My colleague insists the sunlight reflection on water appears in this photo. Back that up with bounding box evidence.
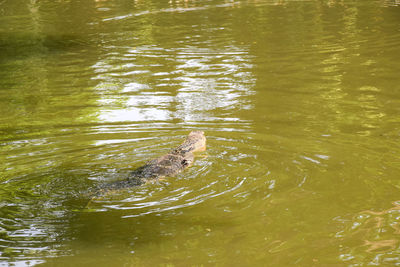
[91,44,255,123]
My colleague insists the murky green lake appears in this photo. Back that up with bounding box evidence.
[1,0,400,265]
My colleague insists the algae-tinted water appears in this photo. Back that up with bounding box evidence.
[1,0,400,265]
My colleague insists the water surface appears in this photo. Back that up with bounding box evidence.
[1,0,400,265]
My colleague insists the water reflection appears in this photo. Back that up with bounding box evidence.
[91,44,255,123]
[382,0,400,6]
[336,201,400,265]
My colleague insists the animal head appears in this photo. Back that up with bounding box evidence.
[187,131,206,152]
[175,131,206,154]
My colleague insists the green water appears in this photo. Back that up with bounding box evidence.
[1,0,400,265]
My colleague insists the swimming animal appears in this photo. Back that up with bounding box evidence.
[95,131,206,194]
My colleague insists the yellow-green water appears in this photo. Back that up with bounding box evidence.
[1,0,400,266]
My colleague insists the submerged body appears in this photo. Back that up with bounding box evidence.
[96,131,206,193]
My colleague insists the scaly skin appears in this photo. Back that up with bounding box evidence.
[93,131,206,195]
